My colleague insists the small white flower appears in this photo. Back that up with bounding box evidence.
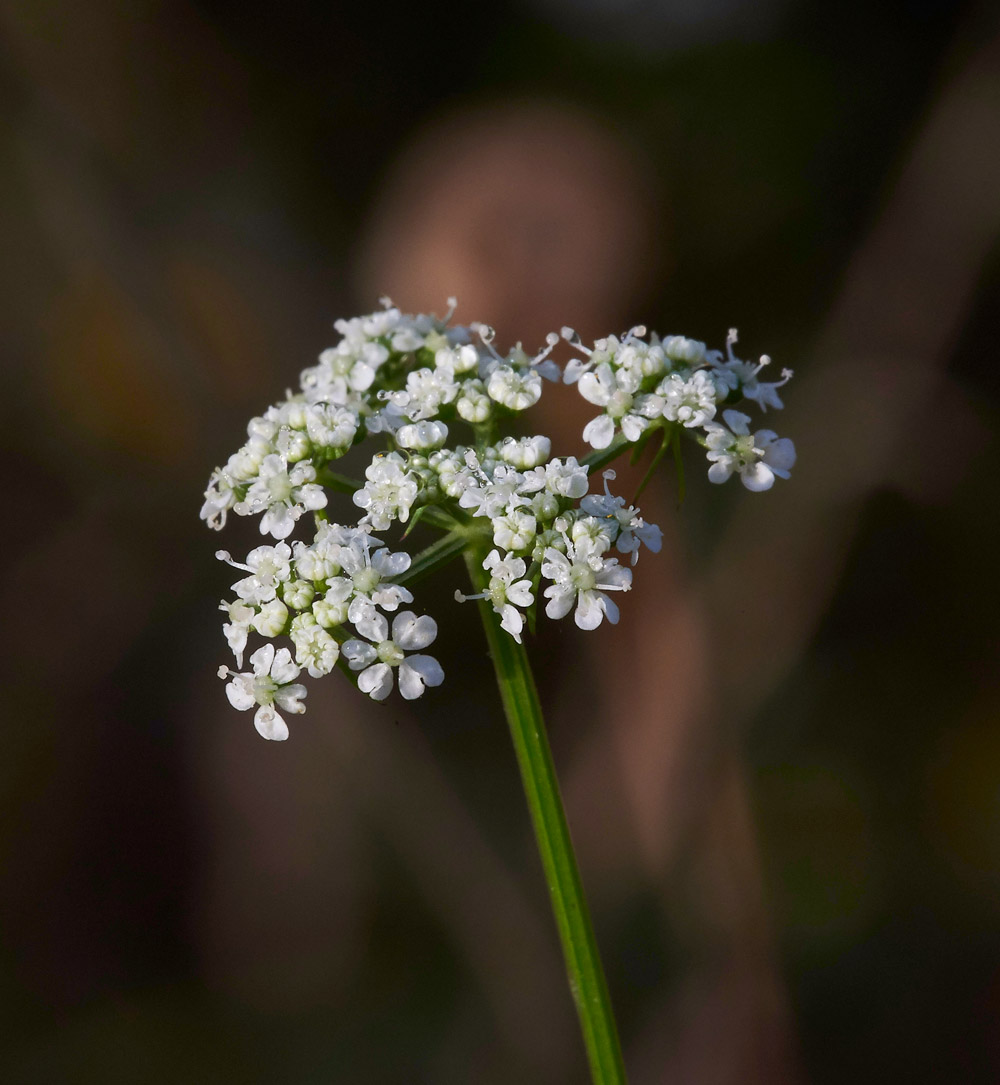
[435,343,479,374]
[487,366,542,411]
[659,370,718,428]
[353,453,419,530]
[325,538,413,624]
[492,508,537,552]
[396,420,449,450]
[220,599,254,667]
[499,435,551,470]
[455,550,535,644]
[541,536,632,630]
[303,403,359,449]
[252,598,289,637]
[580,472,662,565]
[663,335,707,367]
[459,463,529,519]
[703,409,796,491]
[283,579,315,610]
[342,611,444,701]
[289,613,340,677]
[219,643,307,741]
[521,457,589,500]
[577,363,647,449]
[456,379,492,424]
[313,590,351,629]
[235,454,328,539]
[218,544,292,605]
[400,365,460,421]
[292,522,376,582]
[709,330,793,411]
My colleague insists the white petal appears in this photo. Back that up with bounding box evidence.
[373,549,410,577]
[225,674,255,712]
[761,435,796,475]
[600,593,620,625]
[347,595,377,626]
[578,368,611,407]
[544,585,575,620]
[707,461,733,484]
[506,580,534,607]
[740,462,775,492]
[582,414,615,450]
[399,655,444,699]
[621,414,647,442]
[722,409,751,434]
[574,591,605,630]
[262,506,295,539]
[358,663,394,701]
[598,565,632,592]
[274,683,308,714]
[392,611,438,651]
[342,639,377,669]
[499,604,524,643]
[249,643,276,675]
[269,647,300,684]
[355,612,388,643]
[254,704,289,741]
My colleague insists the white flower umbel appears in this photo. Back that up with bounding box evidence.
[342,611,444,701]
[204,301,796,738]
[703,409,796,491]
[541,535,632,630]
[219,643,307,741]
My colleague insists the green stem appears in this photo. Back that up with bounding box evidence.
[464,550,628,1084]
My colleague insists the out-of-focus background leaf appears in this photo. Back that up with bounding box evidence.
[2,0,999,1081]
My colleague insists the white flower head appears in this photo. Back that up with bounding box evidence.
[342,611,444,701]
[219,643,307,741]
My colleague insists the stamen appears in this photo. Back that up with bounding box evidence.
[726,328,739,362]
[454,589,487,603]
[560,326,592,356]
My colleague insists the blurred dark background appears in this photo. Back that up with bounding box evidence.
[3,0,1000,1081]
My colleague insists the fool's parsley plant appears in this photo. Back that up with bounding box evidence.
[203,300,795,738]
